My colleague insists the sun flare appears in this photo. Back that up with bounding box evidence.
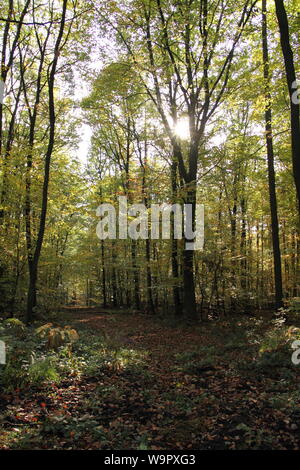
[174,118,190,140]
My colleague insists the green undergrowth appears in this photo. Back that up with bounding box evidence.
[0,317,149,393]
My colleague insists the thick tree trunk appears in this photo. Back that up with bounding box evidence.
[140,135,155,314]
[183,246,196,317]
[262,0,283,309]
[171,161,182,315]
[182,182,197,317]
[274,0,300,215]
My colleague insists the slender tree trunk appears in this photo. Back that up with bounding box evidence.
[145,237,155,313]
[98,183,107,307]
[26,0,68,323]
[0,0,30,154]
[261,218,265,302]
[240,197,247,291]
[262,0,283,309]
[131,240,140,309]
[230,194,237,312]
[111,242,118,307]
[0,83,22,220]
[101,240,107,307]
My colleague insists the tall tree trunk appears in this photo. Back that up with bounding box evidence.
[0,0,30,154]
[145,237,155,313]
[0,83,22,220]
[101,239,107,307]
[274,0,300,215]
[131,240,140,310]
[240,197,247,291]
[183,179,197,317]
[111,242,118,307]
[26,0,68,323]
[262,0,283,309]
[140,132,155,314]
[171,161,181,315]
[230,197,237,312]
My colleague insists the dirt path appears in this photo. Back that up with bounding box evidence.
[70,309,213,366]
[66,309,300,450]
[1,309,300,450]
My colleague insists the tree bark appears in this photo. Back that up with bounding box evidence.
[26,0,68,323]
[262,0,283,309]
[183,179,197,317]
[0,0,30,155]
[274,0,300,215]
[171,161,181,315]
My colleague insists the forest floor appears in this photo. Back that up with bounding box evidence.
[1,307,300,450]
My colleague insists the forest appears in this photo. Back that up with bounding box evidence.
[0,0,299,452]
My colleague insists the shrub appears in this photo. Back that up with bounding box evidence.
[259,326,300,357]
[28,358,60,385]
[276,298,300,325]
[4,318,26,338]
